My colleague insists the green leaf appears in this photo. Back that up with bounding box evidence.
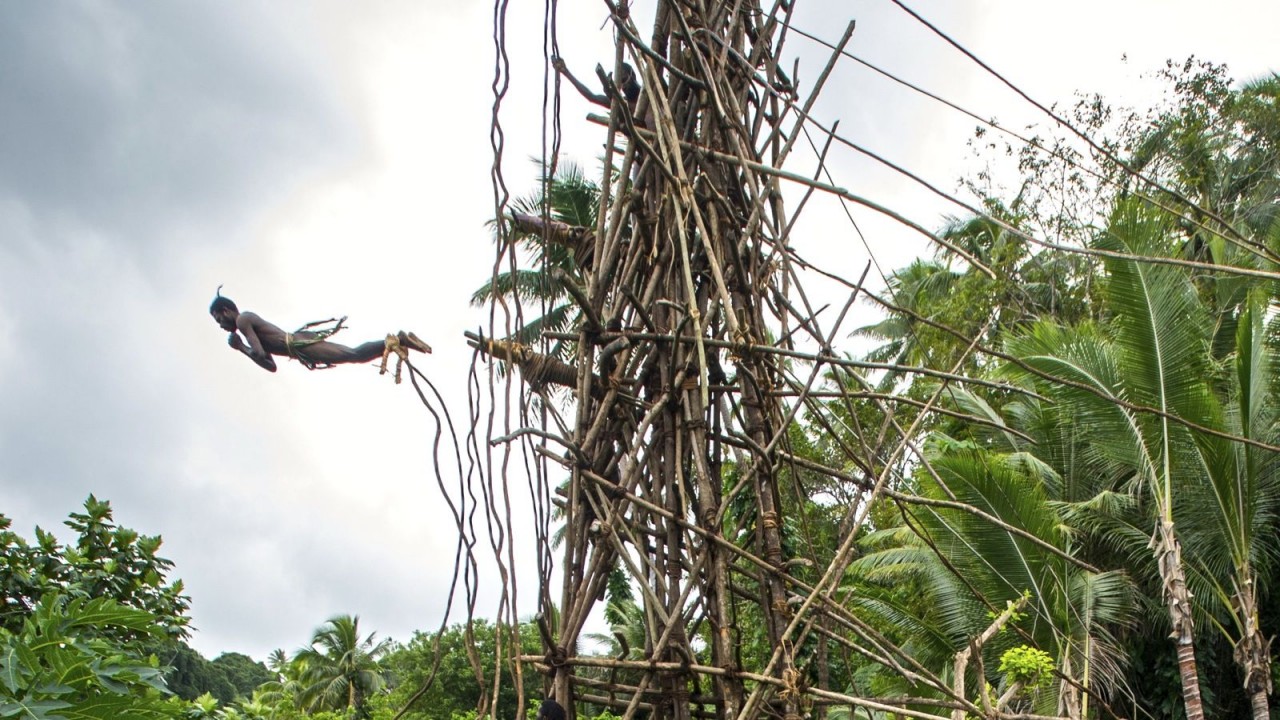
[0,645,28,694]
[45,694,177,720]
[59,598,160,637]
[0,698,72,720]
[27,684,72,699]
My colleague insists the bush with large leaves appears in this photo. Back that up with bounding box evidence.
[0,496,189,639]
[0,595,180,720]
[0,498,193,719]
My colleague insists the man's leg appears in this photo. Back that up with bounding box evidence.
[299,339,387,365]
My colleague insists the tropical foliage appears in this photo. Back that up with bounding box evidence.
[292,615,392,719]
[0,496,189,638]
[381,620,543,720]
[848,65,1280,719]
[0,594,179,720]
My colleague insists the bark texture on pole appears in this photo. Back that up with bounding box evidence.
[477,2,1100,720]
[531,3,810,717]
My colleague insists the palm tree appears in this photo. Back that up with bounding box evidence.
[1062,71,1280,717]
[293,614,392,719]
[1177,295,1280,718]
[256,650,305,714]
[583,595,647,662]
[1118,80,1280,716]
[851,433,1136,717]
[998,198,1280,712]
[265,648,289,679]
[1003,217,1203,712]
[853,257,961,392]
[848,66,1280,717]
[855,206,1094,396]
[471,163,600,358]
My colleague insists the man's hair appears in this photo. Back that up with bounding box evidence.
[537,699,566,720]
[210,285,238,314]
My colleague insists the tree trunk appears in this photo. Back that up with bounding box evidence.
[1251,690,1270,720]
[1231,575,1272,720]
[1058,652,1081,719]
[1152,520,1205,720]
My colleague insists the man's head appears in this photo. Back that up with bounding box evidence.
[210,288,239,331]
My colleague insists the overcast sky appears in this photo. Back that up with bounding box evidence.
[1,0,1276,662]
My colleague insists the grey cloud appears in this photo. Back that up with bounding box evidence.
[0,243,210,533]
[0,2,357,255]
[178,503,444,658]
[0,0,362,516]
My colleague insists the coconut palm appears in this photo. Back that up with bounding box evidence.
[851,433,1136,716]
[849,66,1280,718]
[255,652,305,714]
[1003,199,1268,718]
[471,163,599,358]
[1175,295,1280,718]
[293,614,392,719]
[265,648,289,679]
[1006,216,1203,717]
[855,207,1094,396]
[853,257,961,392]
[1118,80,1280,717]
[1031,72,1280,716]
[584,595,647,661]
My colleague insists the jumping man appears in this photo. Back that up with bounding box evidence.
[210,290,431,372]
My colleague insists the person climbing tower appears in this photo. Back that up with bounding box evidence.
[209,287,430,372]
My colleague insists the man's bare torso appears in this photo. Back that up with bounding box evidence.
[236,312,290,355]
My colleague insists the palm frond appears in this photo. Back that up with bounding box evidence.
[1062,570,1136,698]
[506,304,578,348]
[471,268,571,308]
[509,161,599,235]
[942,387,1024,452]
[1100,199,1214,432]
[1008,323,1158,486]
